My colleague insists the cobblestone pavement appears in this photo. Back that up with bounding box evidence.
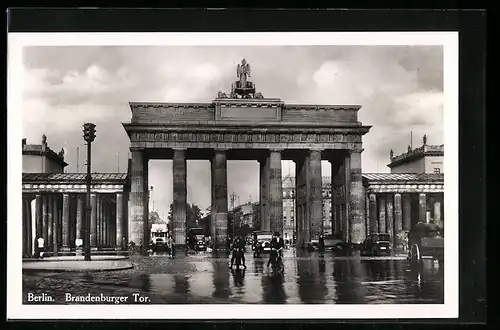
[23,248,444,304]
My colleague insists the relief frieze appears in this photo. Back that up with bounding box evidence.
[132,131,360,145]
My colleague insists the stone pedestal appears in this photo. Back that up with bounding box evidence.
[211,149,228,251]
[173,148,187,247]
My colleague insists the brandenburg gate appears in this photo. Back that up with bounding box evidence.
[123,60,371,252]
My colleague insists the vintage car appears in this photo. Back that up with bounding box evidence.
[361,233,392,256]
[253,231,273,254]
[194,238,207,251]
[407,222,444,265]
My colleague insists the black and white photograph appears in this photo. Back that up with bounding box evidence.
[8,31,459,319]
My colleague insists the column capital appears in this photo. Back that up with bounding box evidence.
[172,147,187,151]
[269,148,284,152]
[214,148,228,152]
[394,192,402,197]
[348,148,364,154]
[129,147,143,152]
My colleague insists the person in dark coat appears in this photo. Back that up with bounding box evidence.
[318,234,325,256]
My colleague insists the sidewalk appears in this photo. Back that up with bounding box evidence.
[22,255,133,272]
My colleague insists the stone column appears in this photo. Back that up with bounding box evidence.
[42,195,48,243]
[62,193,70,251]
[386,194,394,245]
[308,149,323,241]
[434,201,442,227]
[130,150,146,249]
[47,195,54,252]
[365,194,370,237]
[419,193,427,223]
[96,195,102,247]
[35,194,42,238]
[348,150,365,243]
[52,195,59,255]
[23,197,33,257]
[269,149,283,235]
[296,154,310,246]
[211,149,228,251]
[329,159,337,235]
[173,148,187,248]
[116,192,124,250]
[402,194,411,231]
[378,194,386,233]
[76,195,83,242]
[90,193,98,248]
[342,155,351,242]
[369,193,378,234]
[103,199,108,247]
[294,157,305,247]
[394,193,403,235]
[259,155,270,232]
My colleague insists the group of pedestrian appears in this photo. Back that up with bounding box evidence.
[230,231,286,272]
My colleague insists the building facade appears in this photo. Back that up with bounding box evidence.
[22,136,68,173]
[21,135,130,257]
[123,59,371,251]
[363,136,444,247]
[282,175,333,242]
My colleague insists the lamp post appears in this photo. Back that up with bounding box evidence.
[83,123,96,261]
[149,186,154,212]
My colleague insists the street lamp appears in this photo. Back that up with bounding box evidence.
[149,186,154,212]
[83,123,96,261]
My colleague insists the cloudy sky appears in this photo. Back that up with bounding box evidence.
[22,45,443,218]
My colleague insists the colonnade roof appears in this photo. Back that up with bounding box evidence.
[22,173,127,184]
[362,173,444,183]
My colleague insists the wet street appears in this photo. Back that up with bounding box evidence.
[23,248,444,304]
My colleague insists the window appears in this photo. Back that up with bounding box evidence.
[434,168,441,174]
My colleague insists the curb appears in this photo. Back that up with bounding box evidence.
[22,264,134,273]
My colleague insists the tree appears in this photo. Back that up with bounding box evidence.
[251,202,261,231]
[199,213,211,236]
[167,202,204,231]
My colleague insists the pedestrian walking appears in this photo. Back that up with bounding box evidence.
[168,235,176,259]
[35,235,45,259]
[318,234,325,256]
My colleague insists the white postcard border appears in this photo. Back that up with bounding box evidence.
[7,31,459,320]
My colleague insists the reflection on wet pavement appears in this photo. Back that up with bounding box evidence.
[23,248,444,304]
